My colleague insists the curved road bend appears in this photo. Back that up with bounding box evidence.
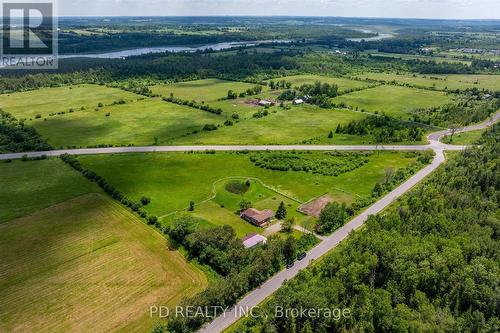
[197,149,446,333]
[427,112,500,142]
[198,115,499,333]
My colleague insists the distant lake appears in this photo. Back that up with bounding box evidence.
[59,40,291,59]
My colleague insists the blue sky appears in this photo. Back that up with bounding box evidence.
[60,0,500,19]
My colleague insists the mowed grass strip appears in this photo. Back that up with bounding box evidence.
[0,159,99,223]
[149,79,262,102]
[30,98,225,147]
[357,73,500,91]
[271,74,373,92]
[0,193,207,333]
[0,84,141,120]
[332,85,455,118]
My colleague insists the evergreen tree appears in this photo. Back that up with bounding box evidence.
[276,201,287,219]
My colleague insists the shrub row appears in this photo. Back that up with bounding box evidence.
[163,96,223,115]
[60,154,158,226]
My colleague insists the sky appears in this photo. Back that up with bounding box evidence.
[59,0,500,19]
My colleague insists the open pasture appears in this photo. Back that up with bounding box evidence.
[357,73,500,91]
[149,79,263,102]
[0,159,99,223]
[30,98,224,148]
[332,85,455,118]
[78,151,422,235]
[174,104,368,145]
[0,193,206,333]
[0,84,141,120]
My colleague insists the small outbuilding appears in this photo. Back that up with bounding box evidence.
[293,99,304,105]
[240,208,274,226]
[242,233,267,249]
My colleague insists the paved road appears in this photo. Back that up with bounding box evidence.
[198,149,446,333]
[0,143,461,161]
[197,114,499,333]
[427,112,500,142]
[0,112,496,161]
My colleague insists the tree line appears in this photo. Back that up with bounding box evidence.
[335,115,425,143]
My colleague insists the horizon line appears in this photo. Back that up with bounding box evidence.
[55,15,500,21]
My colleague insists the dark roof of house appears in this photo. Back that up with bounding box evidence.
[241,208,274,224]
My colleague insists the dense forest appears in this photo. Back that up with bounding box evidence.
[231,126,500,333]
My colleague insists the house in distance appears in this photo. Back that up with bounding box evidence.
[240,208,274,226]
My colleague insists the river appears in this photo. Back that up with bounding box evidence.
[59,40,290,59]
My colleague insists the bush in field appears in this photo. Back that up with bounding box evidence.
[225,181,250,194]
[202,124,217,131]
[239,199,252,211]
[140,196,151,206]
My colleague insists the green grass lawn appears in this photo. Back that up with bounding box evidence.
[30,98,225,148]
[357,73,500,91]
[0,193,206,333]
[78,151,422,236]
[149,79,263,102]
[18,89,374,147]
[0,159,99,223]
[269,74,373,92]
[441,129,486,145]
[174,104,368,145]
[0,84,141,120]
[332,85,455,119]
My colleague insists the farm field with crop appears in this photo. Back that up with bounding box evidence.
[0,84,141,120]
[332,85,455,118]
[0,193,206,333]
[0,159,99,223]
